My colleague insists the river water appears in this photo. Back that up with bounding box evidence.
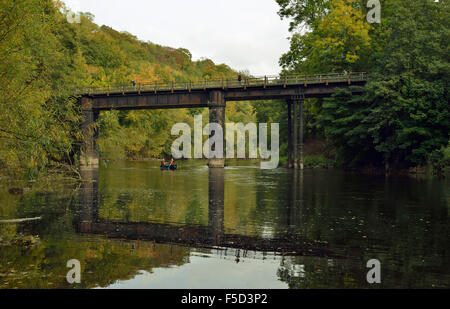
[0,160,448,289]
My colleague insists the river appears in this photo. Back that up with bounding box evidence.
[0,160,448,289]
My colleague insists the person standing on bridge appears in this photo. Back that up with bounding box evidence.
[238,74,242,86]
[131,80,137,91]
[170,158,174,166]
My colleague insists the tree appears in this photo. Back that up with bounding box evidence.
[364,0,449,168]
[0,0,84,177]
[280,0,372,73]
[277,0,449,170]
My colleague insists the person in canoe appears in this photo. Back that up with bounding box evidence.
[169,158,177,170]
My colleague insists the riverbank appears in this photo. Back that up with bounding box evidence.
[0,168,82,200]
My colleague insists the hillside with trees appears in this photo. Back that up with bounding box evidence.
[0,0,255,179]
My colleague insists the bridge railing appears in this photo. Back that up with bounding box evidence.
[80,72,367,96]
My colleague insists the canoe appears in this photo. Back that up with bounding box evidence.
[160,164,177,171]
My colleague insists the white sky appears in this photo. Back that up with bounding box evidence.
[62,0,291,76]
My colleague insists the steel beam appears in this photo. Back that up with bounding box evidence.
[90,91,210,110]
[224,82,365,101]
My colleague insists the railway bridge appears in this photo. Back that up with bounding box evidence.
[79,72,367,168]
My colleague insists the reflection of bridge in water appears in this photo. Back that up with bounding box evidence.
[77,167,339,258]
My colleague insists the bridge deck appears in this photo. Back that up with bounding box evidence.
[80,72,367,110]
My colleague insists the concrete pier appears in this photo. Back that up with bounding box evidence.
[208,90,226,168]
[81,97,99,167]
[287,95,305,169]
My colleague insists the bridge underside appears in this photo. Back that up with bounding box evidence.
[80,80,365,168]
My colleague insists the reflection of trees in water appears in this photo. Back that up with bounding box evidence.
[97,162,209,226]
[0,231,190,289]
[277,256,365,289]
[0,168,191,289]
[272,171,450,288]
[223,168,259,235]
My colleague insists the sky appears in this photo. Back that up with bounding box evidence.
[62,0,292,76]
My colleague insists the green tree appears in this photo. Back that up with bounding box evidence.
[277,0,449,170]
[0,0,84,178]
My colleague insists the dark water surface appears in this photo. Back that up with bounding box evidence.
[0,160,448,289]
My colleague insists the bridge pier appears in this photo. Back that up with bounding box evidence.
[299,97,304,170]
[288,96,305,169]
[293,98,299,168]
[208,90,226,168]
[80,97,99,167]
[287,101,293,168]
